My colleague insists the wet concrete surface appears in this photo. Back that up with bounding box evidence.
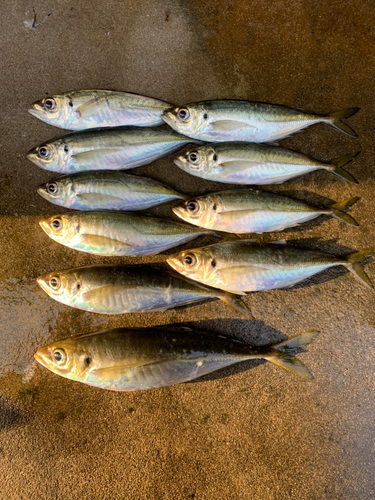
[0,0,374,498]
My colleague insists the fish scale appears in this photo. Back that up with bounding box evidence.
[173,143,359,185]
[27,126,199,174]
[29,90,172,130]
[38,171,186,211]
[163,100,358,143]
[167,242,375,294]
[34,328,319,390]
[39,211,212,257]
[36,265,252,317]
[172,190,358,234]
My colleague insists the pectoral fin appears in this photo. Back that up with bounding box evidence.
[76,96,125,118]
[215,265,269,294]
[211,120,257,133]
[79,234,130,252]
[72,148,126,165]
[76,193,126,205]
[221,160,258,172]
[81,284,131,307]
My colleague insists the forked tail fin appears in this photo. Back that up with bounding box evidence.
[328,196,359,226]
[328,108,359,137]
[219,292,254,319]
[265,331,319,380]
[344,247,375,289]
[326,152,359,184]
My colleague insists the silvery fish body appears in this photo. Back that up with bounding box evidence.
[162,100,358,143]
[173,190,359,234]
[37,171,187,211]
[36,265,251,317]
[174,143,358,185]
[29,90,172,130]
[27,127,198,174]
[34,327,319,390]
[167,241,375,294]
[39,212,212,256]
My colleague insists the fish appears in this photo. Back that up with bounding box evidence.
[29,90,172,130]
[173,143,359,185]
[167,241,375,294]
[34,327,319,390]
[36,265,251,317]
[39,211,216,256]
[172,190,359,234]
[27,126,199,174]
[37,171,187,211]
[162,100,359,143]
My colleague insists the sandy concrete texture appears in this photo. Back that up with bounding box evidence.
[0,0,374,499]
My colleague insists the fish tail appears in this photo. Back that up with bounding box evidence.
[213,231,240,241]
[327,151,359,184]
[328,196,360,226]
[219,293,253,319]
[344,247,375,289]
[328,108,359,137]
[175,192,189,201]
[265,331,319,380]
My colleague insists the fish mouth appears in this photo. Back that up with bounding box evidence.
[39,218,53,236]
[37,185,49,200]
[172,206,187,221]
[173,157,186,170]
[166,255,181,273]
[37,275,51,295]
[26,148,39,165]
[34,348,49,369]
[161,110,174,127]
[28,107,43,119]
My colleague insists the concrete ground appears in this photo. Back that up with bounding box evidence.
[0,1,374,498]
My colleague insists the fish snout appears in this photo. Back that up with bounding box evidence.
[166,254,184,274]
[172,205,187,221]
[39,217,53,236]
[161,109,175,127]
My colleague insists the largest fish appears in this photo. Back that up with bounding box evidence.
[37,265,251,317]
[27,127,199,174]
[167,241,375,294]
[162,100,359,143]
[34,327,319,390]
[29,90,172,130]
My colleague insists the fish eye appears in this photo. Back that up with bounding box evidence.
[177,108,190,121]
[186,200,199,213]
[188,152,200,164]
[49,276,61,290]
[213,154,217,162]
[53,348,67,365]
[52,218,62,229]
[47,182,58,194]
[183,254,197,266]
[38,146,50,159]
[44,98,56,111]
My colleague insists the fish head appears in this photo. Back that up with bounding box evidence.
[173,195,215,227]
[162,103,208,138]
[174,145,218,177]
[167,246,215,283]
[27,138,69,172]
[34,337,92,382]
[39,213,79,244]
[37,269,83,306]
[28,95,72,128]
[37,176,72,206]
